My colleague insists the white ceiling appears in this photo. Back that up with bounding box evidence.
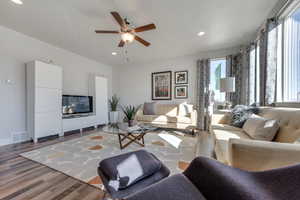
[0,0,279,66]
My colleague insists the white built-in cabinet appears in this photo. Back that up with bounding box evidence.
[90,75,109,124]
[62,76,108,133]
[26,61,63,143]
[27,61,108,142]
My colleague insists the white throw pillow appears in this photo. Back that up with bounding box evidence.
[178,103,193,117]
[242,114,279,141]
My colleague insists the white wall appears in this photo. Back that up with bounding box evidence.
[0,25,114,146]
[114,47,241,107]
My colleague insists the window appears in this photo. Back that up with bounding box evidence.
[210,58,226,102]
[249,48,256,104]
[277,5,300,102]
[249,43,261,105]
[256,43,261,103]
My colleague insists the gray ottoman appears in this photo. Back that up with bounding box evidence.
[98,150,170,199]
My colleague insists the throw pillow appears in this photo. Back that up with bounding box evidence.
[178,103,193,117]
[243,114,280,141]
[143,102,156,115]
[231,105,260,128]
[218,112,232,124]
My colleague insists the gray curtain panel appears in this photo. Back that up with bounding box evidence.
[242,47,251,105]
[265,18,278,105]
[226,53,244,106]
[233,53,244,106]
[226,55,233,102]
[259,28,268,106]
[196,59,210,131]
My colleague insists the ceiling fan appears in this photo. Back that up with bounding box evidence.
[95,11,156,47]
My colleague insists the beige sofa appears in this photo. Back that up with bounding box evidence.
[211,107,300,171]
[135,103,197,131]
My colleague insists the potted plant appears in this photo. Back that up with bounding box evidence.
[122,105,139,127]
[109,95,120,124]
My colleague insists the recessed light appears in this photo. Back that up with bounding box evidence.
[197,32,205,36]
[10,0,23,5]
[112,52,117,56]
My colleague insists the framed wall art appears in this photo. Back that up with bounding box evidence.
[175,85,188,99]
[175,71,188,84]
[152,71,172,100]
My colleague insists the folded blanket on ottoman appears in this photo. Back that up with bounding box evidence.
[99,150,162,190]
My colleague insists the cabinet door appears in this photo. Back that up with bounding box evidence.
[95,76,108,124]
[35,112,62,138]
[35,61,62,89]
[35,88,62,113]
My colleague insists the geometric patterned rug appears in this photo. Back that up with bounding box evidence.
[21,130,198,189]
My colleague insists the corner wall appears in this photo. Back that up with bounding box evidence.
[0,25,114,146]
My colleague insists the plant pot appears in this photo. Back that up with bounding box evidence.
[109,111,119,124]
[128,120,134,127]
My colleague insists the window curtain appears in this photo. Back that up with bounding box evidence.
[226,55,233,103]
[259,28,268,106]
[255,18,279,106]
[196,59,210,131]
[242,47,251,105]
[226,53,244,106]
[265,18,279,105]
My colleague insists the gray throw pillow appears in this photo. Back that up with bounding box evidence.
[143,102,156,115]
[231,105,260,128]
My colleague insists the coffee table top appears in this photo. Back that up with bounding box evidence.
[102,122,158,135]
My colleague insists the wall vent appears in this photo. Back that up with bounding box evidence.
[11,131,29,143]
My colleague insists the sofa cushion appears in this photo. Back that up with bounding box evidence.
[212,129,251,163]
[143,102,156,115]
[259,107,300,143]
[99,150,162,190]
[178,103,194,117]
[176,116,192,124]
[155,104,178,117]
[125,174,206,200]
[243,114,279,141]
[137,115,178,124]
[211,124,243,132]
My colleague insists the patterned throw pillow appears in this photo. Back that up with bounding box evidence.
[230,105,260,128]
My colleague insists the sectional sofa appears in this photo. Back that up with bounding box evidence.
[211,107,300,171]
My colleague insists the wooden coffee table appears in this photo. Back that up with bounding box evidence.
[102,123,158,149]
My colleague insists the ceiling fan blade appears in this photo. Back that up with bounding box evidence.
[111,12,124,27]
[134,24,156,33]
[134,35,151,47]
[118,40,125,47]
[95,30,119,34]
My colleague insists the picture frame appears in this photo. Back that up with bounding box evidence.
[152,71,172,100]
[175,71,188,85]
[175,85,188,99]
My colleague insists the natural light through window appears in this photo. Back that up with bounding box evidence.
[210,58,226,102]
[282,6,300,102]
[158,132,182,149]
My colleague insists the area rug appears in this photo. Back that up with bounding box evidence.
[21,130,198,189]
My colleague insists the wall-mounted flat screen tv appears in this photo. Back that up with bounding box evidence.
[62,95,93,115]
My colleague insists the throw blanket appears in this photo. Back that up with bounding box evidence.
[230,105,259,128]
[99,150,162,189]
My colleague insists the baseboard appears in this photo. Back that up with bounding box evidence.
[0,139,12,146]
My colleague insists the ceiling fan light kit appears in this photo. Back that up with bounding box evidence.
[121,32,135,43]
[95,11,156,47]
